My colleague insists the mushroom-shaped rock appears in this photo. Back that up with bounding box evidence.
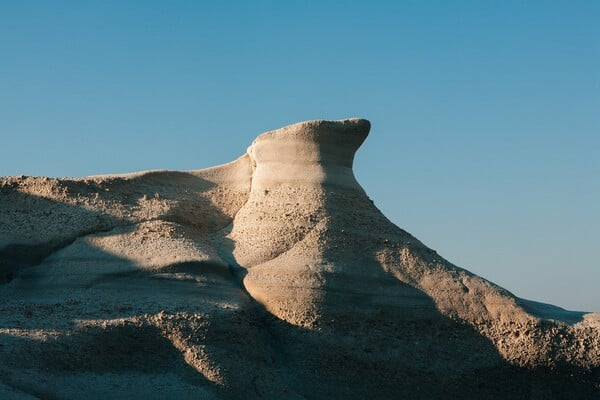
[0,118,599,399]
[247,118,370,190]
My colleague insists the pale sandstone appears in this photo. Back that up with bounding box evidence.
[0,119,598,399]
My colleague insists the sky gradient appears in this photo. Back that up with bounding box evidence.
[1,1,599,310]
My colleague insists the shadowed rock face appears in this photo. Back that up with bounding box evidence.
[1,118,599,399]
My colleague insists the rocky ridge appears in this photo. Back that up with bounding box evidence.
[0,118,598,399]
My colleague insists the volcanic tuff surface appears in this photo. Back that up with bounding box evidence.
[1,119,599,399]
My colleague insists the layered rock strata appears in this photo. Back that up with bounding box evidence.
[1,119,598,399]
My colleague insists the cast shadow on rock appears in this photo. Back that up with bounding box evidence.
[0,172,235,281]
[2,180,599,399]
[0,178,248,398]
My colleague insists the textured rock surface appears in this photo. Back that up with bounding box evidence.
[1,118,599,399]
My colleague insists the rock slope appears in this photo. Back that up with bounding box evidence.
[1,119,599,399]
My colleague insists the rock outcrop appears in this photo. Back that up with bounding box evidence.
[1,119,599,399]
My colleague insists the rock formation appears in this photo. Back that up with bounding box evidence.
[0,118,598,399]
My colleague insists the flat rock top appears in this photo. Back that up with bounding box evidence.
[253,118,371,140]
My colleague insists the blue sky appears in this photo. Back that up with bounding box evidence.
[1,1,599,310]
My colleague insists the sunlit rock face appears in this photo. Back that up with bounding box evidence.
[247,118,369,189]
[1,119,599,399]
[228,119,368,269]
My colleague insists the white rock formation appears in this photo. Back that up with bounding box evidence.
[0,119,598,399]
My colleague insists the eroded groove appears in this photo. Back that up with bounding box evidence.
[0,224,114,283]
[1,218,180,283]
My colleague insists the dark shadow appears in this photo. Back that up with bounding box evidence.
[208,181,600,398]
[0,171,236,281]
[16,321,204,375]
[0,174,253,399]
[0,189,112,282]
[244,185,600,399]
[2,176,599,399]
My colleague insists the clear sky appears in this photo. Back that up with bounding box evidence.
[1,1,599,311]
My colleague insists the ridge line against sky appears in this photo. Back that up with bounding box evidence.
[0,1,599,310]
